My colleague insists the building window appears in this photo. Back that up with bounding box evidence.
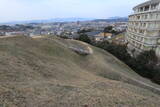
[139,30,144,34]
[156,14,159,19]
[137,15,141,20]
[143,23,146,27]
[151,3,158,10]
[158,39,160,45]
[144,15,148,19]
[140,7,143,12]
[144,5,149,11]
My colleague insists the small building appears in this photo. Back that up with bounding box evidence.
[86,31,104,42]
[103,33,113,39]
[0,31,6,36]
[86,31,113,42]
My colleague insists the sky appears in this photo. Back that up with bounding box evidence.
[0,0,146,23]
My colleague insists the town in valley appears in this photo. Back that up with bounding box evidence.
[0,18,127,44]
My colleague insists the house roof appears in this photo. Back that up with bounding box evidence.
[86,31,101,37]
[104,33,112,37]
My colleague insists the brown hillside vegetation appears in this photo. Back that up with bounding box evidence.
[0,36,160,107]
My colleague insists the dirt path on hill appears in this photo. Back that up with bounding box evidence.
[0,35,46,39]
[0,35,18,38]
[31,36,46,39]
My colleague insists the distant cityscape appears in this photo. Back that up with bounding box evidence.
[0,17,128,44]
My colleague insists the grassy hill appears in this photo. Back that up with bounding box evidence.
[0,36,160,107]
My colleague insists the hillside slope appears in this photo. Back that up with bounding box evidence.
[0,36,160,107]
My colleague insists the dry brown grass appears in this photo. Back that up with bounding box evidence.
[0,36,160,107]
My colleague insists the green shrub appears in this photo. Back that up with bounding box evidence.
[78,34,91,44]
[94,41,160,85]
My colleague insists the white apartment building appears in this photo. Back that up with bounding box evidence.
[126,0,160,58]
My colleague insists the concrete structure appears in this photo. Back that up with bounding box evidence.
[126,0,160,58]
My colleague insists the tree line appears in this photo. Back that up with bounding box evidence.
[77,34,160,85]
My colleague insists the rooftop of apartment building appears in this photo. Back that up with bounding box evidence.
[133,0,160,10]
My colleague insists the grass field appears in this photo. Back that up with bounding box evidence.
[0,36,160,107]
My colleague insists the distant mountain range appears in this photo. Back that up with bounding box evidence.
[0,18,95,25]
[93,17,128,22]
[0,17,128,25]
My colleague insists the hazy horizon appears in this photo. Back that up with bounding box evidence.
[0,0,146,23]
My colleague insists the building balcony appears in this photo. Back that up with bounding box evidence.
[127,33,158,46]
[129,18,160,22]
[128,25,160,31]
[127,30,160,39]
[133,9,160,15]
[127,43,143,52]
